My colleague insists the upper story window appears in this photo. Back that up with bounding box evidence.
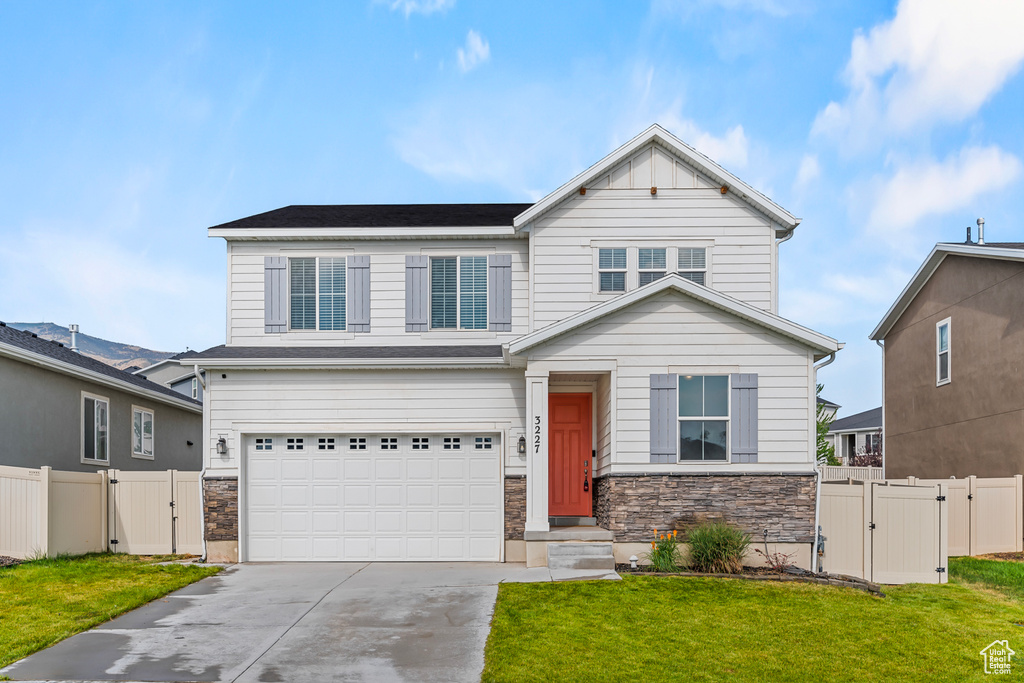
[191,377,199,400]
[132,407,154,459]
[598,248,627,292]
[678,248,707,285]
[936,318,950,385]
[638,248,667,286]
[678,375,728,462]
[82,393,109,463]
[430,256,487,330]
[290,257,346,331]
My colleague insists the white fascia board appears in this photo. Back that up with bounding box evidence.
[182,357,511,370]
[513,124,799,231]
[508,274,841,356]
[870,243,1024,340]
[0,342,203,414]
[208,226,520,240]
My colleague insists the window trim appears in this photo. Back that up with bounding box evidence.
[81,392,110,466]
[592,243,712,295]
[676,374,731,463]
[677,247,709,286]
[131,405,155,460]
[288,256,348,332]
[597,248,628,292]
[428,255,488,331]
[936,317,951,386]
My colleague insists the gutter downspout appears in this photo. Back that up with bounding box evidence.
[195,365,209,562]
[876,340,885,478]
[811,351,836,574]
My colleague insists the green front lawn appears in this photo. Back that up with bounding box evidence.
[0,553,220,669]
[484,559,1024,682]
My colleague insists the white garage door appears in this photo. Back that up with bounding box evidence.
[245,434,502,562]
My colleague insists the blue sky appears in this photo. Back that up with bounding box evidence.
[2,0,1023,418]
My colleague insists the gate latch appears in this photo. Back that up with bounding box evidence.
[868,522,876,530]
[936,495,946,502]
[936,567,946,573]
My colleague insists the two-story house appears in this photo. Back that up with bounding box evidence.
[188,125,841,566]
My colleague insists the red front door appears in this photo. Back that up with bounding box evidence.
[548,393,593,517]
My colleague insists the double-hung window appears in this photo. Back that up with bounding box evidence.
[132,407,154,459]
[82,394,109,463]
[430,256,487,329]
[936,318,950,385]
[289,257,346,331]
[678,375,729,462]
[638,248,667,285]
[678,248,707,285]
[598,248,627,292]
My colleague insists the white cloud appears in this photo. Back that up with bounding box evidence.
[868,145,1022,232]
[812,0,1024,149]
[457,30,490,73]
[794,154,819,189]
[381,0,455,17]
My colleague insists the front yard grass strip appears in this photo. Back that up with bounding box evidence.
[949,556,1024,601]
[0,553,219,669]
[483,571,1024,682]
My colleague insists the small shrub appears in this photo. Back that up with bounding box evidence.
[753,547,797,573]
[644,528,682,572]
[686,522,750,574]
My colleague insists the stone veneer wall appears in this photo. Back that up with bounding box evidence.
[504,476,526,540]
[204,477,239,542]
[593,474,816,543]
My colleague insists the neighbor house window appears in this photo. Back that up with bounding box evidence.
[638,248,667,286]
[430,256,487,329]
[936,318,950,385]
[289,257,346,331]
[132,407,154,459]
[82,394,109,463]
[191,377,199,400]
[598,248,627,292]
[678,375,729,462]
[677,248,707,285]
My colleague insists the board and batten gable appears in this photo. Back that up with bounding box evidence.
[520,289,816,476]
[526,143,779,331]
[225,238,528,346]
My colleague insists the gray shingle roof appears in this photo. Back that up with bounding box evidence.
[189,345,505,361]
[209,204,533,231]
[828,407,882,432]
[0,321,201,407]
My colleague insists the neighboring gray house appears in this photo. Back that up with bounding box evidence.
[134,351,204,402]
[0,322,203,472]
[826,407,882,465]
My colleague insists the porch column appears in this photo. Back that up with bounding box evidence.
[525,369,550,533]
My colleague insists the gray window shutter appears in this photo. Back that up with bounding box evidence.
[488,254,512,332]
[405,255,429,332]
[264,256,287,333]
[731,373,758,463]
[347,255,371,333]
[650,373,678,464]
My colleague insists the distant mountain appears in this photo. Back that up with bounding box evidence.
[9,323,176,371]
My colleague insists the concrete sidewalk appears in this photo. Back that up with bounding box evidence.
[1,562,618,683]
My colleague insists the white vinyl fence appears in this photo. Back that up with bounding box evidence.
[819,465,885,481]
[0,465,202,560]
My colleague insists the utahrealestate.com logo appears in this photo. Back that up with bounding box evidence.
[981,640,1015,675]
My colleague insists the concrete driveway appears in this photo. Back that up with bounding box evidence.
[2,562,617,683]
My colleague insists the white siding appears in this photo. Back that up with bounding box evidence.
[227,239,529,346]
[204,368,526,474]
[525,290,814,472]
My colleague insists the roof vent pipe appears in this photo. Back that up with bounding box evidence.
[977,217,985,245]
[966,226,972,244]
[68,324,80,353]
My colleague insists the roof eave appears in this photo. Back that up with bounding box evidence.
[184,357,510,370]
[208,226,521,241]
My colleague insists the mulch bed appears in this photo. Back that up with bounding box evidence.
[979,552,1024,562]
[0,556,23,568]
[614,564,885,596]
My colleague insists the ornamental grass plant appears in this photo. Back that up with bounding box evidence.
[686,521,750,574]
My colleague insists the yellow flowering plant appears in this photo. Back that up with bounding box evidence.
[643,527,681,572]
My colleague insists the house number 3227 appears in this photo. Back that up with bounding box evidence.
[534,416,541,453]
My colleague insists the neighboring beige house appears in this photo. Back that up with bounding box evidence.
[826,407,882,466]
[871,240,1024,479]
[188,124,842,566]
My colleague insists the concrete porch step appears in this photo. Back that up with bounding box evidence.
[524,526,614,542]
[546,542,615,571]
[549,516,597,527]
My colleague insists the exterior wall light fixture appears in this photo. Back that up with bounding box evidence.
[216,437,228,455]
[517,436,527,455]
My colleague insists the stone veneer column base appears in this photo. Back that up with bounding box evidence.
[203,477,239,563]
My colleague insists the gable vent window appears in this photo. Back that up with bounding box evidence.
[598,248,627,292]
[380,437,398,450]
[412,437,430,450]
[349,437,367,450]
[286,437,304,451]
[639,248,667,286]
[936,318,951,385]
[475,436,493,450]
[430,256,487,330]
[677,248,707,285]
[289,257,347,331]
[255,438,273,451]
[318,437,336,451]
[443,437,461,450]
